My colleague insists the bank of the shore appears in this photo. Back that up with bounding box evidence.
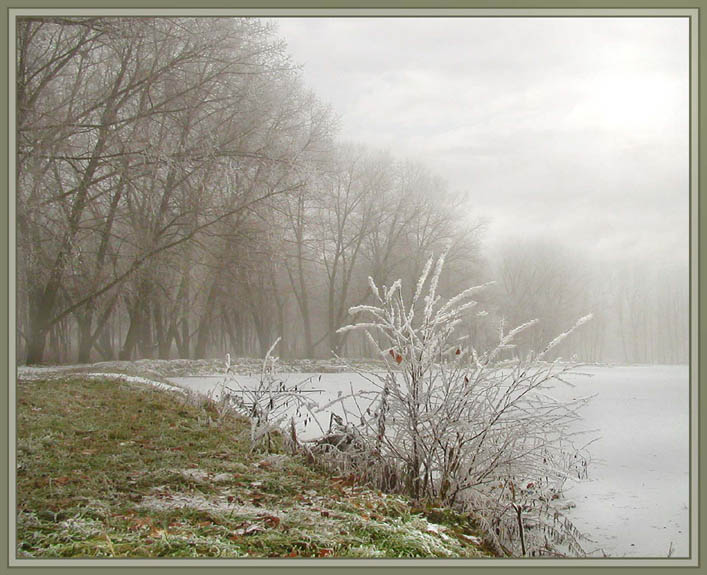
[15,374,493,559]
[17,357,388,380]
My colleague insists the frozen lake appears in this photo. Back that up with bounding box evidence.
[169,364,690,558]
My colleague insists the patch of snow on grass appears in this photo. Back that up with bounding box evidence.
[425,522,452,542]
[175,468,233,483]
[82,373,186,394]
[138,493,279,517]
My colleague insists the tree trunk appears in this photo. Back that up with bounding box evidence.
[25,288,52,364]
[194,281,219,359]
[119,303,140,361]
[177,272,191,358]
[76,309,94,364]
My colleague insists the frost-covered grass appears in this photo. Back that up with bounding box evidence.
[15,375,492,559]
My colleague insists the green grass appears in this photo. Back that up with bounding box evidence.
[16,376,493,559]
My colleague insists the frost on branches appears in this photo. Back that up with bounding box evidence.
[337,249,595,557]
[214,340,324,453]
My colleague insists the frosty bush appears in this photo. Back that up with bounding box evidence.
[215,340,324,453]
[337,249,594,557]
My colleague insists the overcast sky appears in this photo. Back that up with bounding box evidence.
[274,17,689,266]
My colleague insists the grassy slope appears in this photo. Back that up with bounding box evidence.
[16,376,493,559]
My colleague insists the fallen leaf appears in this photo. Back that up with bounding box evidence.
[128,517,152,531]
[318,548,333,557]
[261,515,281,528]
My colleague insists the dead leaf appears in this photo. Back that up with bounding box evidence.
[128,517,152,531]
[318,548,333,557]
[261,515,281,528]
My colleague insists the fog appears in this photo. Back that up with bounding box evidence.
[16,16,689,365]
[277,17,689,266]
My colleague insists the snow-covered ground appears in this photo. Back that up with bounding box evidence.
[168,364,690,558]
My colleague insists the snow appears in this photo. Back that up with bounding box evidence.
[17,366,187,395]
[168,364,690,558]
[425,522,452,541]
[82,373,187,394]
[138,493,276,516]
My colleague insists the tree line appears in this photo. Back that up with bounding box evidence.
[16,17,481,364]
[16,16,688,365]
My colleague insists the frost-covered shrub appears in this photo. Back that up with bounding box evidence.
[337,249,594,556]
[215,339,323,452]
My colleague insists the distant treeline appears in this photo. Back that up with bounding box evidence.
[16,17,688,365]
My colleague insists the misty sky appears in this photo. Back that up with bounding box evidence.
[274,17,689,266]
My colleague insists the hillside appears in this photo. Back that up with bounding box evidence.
[16,375,494,559]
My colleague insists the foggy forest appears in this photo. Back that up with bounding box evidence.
[16,17,688,367]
